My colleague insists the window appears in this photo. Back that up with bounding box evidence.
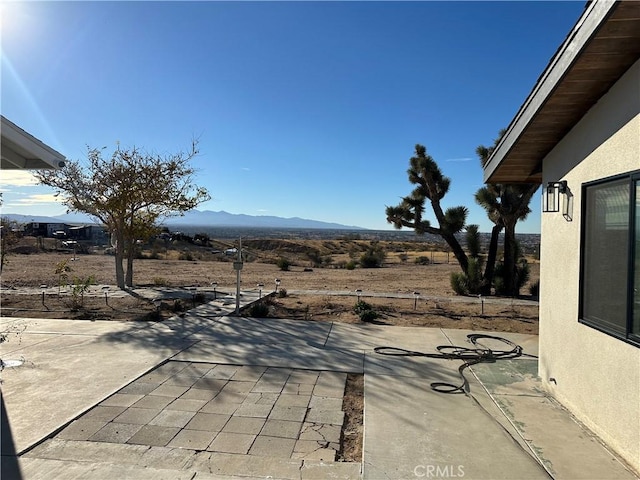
[580,171,640,345]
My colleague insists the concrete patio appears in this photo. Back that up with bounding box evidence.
[0,291,637,479]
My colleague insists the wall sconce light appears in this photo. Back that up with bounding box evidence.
[542,180,573,221]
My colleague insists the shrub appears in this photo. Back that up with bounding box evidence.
[153,277,168,286]
[529,279,540,297]
[249,302,270,318]
[179,250,194,261]
[359,243,385,268]
[276,257,290,271]
[277,288,288,298]
[353,300,379,322]
[450,272,469,296]
[415,256,430,265]
[345,260,357,270]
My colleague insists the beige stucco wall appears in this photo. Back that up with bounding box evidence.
[539,58,640,474]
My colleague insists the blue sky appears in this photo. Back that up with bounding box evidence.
[1,1,585,233]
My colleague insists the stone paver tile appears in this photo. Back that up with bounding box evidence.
[269,405,308,422]
[252,381,286,394]
[153,362,190,376]
[317,371,347,385]
[292,448,336,462]
[222,416,265,435]
[231,366,267,382]
[312,384,344,398]
[305,409,345,426]
[276,394,311,408]
[261,419,302,439]
[294,439,328,454]
[149,410,196,428]
[113,407,161,425]
[127,425,181,447]
[211,391,246,404]
[309,396,343,410]
[119,382,160,395]
[166,398,208,412]
[180,363,214,377]
[299,423,341,444]
[181,388,218,402]
[140,373,173,384]
[200,400,239,415]
[185,413,231,432]
[57,419,108,441]
[208,432,256,454]
[287,371,320,384]
[192,378,228,390]
[89,422,142,443]
[100,393,144,408]
[168,429,218,450]
[149,384,190,398]
[82,406,127,422]
[132,395,174,410]
[283,383,314,395]
[249,436,296,458]
[205,365,239,380]
[234,403,273,418]
[221,381,255,394]
[164,375,199,387]
[244,392,278,406]
[263,367,293,378]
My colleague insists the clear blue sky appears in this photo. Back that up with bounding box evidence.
[1,1,585,233]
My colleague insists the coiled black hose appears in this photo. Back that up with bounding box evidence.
[374,333,524,394]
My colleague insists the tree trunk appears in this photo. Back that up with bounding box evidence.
[125,240,135,287]
[114,246,126,289]
[443,232,468,274]
[503,221,518,297]
[481,223,503,295]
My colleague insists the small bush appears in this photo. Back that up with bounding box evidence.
[249,302,270,318]
[450,272,469,296]
[415,256,430,265]
[529,279,540,297]
[345,260,357,270]
[353,300,379,322]
[179,251,194,261]
[277,288,288,298]
[277,257,291,271]
[153,277,168,286]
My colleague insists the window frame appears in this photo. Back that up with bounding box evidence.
[578,169,640,347]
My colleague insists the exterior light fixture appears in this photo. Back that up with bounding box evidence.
[413,291,420,310]
[355,289,362,302]
[543,180,573,221]
[211,282,217,300]
[257,283,264,299]
[275,278,281,293]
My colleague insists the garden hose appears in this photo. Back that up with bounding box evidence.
[374,333,524,394]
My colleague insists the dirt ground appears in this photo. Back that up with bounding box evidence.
[0,250,539,464]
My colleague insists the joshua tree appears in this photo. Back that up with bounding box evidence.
[386,144,469,274]
[476,131,539,296]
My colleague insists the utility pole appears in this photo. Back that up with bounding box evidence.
[234,237,243,314]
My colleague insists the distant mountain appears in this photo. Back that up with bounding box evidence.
[2,210,365,230]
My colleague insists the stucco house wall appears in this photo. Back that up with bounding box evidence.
[539,58,640,472]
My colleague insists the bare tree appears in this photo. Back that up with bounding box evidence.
[37,141,210,288]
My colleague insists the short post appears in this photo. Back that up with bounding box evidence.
[275,278,281,293]
[355,289,362,302]
[413,291,420,310]
[257,283,264,299]
[211,282,217,300]
[478,294,484,315]
[102,285,110,306]
[189,286,197,307]
[40,284,48,309]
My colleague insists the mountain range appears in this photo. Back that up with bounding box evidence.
[2,210,365,230]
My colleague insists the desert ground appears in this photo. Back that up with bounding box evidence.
[0,236,539,334]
